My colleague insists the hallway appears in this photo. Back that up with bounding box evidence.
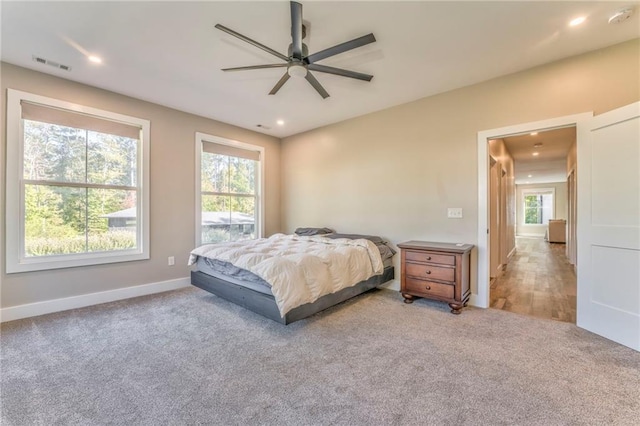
[490,237,576,323]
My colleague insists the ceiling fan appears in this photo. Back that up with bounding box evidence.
[215,1,376,99]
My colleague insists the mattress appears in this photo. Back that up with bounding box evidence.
[196,256,273,295]
[195,256,394,296]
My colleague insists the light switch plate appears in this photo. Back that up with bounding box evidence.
[448,208,463,219]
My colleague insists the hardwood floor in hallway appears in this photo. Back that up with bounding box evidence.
[490,237,576,323]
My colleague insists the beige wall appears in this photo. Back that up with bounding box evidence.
[2,39,639,309]
[281,39,640,288]
[515,182,568,237]
[1,63,281,308]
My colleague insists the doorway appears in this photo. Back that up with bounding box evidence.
[475,112,593,310]
[489,126,577,322]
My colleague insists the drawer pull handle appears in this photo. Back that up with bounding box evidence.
[426,256,431,260]
[425,285,431,290]
[425,270,431,275]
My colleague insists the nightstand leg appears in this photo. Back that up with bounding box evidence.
[449,303,463,314]
[402,293,416,304]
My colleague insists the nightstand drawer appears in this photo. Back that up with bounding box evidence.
[404,278,454,299]
[405,250,455,266]
[405,262,455,282]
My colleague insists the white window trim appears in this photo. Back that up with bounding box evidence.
[521,187,555,227]
[5,89,150,273]
[195,132,265,247]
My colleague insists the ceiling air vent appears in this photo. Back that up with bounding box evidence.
[256,124,272,130]
[32,55,72,72]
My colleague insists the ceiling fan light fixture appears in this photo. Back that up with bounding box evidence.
[288,63,307,78]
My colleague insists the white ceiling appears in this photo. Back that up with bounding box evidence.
[503,127,576,184]
[2,1,639,138]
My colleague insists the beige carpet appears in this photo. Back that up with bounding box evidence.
[2,287,639,425]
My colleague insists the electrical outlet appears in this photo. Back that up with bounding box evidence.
[447,208,463,219]
[168,256,175,266]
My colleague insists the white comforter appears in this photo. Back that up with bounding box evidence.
[189,233,383,316]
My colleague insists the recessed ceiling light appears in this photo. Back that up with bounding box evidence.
[276,120,285,126]
[528,175,533,178]
[569,16,586,27]
[88,55,102,64]
[530,132,538,136]
[525,181,530,184]
[533,152,540,156]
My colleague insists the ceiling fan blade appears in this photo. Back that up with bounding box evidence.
[307,64,373,81]
[215,24,289,62]
[222,64,289,72]
[269,72,291,95]
[290,2,303,60]
[305,33,376,64]
[305,72,330,99]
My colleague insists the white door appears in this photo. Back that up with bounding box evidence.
[577,102,640,351]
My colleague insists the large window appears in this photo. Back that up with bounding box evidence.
[6,89,150,273]
[523,190,554,225]
[195,133,263,245]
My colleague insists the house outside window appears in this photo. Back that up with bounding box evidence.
[524,190,554,225]
[6,89,150,273]
[195,133,264,246]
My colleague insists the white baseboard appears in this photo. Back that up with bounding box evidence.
[380,279,400,292]
[507,246,516,260]
[0,277,190,323]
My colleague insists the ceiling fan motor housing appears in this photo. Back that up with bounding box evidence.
[288,43,309,58]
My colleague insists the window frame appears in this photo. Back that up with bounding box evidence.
[6,89,150,273]
[195,132,264,247]
[521,187,555,226]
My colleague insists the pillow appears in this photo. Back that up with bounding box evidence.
[294,227,334,236]
[377,244,396,261]
[324,233,396,261]
[323,233,384,244]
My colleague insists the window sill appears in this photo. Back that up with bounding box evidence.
[6,250,149,274]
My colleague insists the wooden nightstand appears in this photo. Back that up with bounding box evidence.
[398,241,473,314]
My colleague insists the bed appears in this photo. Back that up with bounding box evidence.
[189,232,395,324]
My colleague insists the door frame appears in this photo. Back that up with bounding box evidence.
[474,112,593,308]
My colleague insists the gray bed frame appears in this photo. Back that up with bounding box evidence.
[191,266,394,324]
